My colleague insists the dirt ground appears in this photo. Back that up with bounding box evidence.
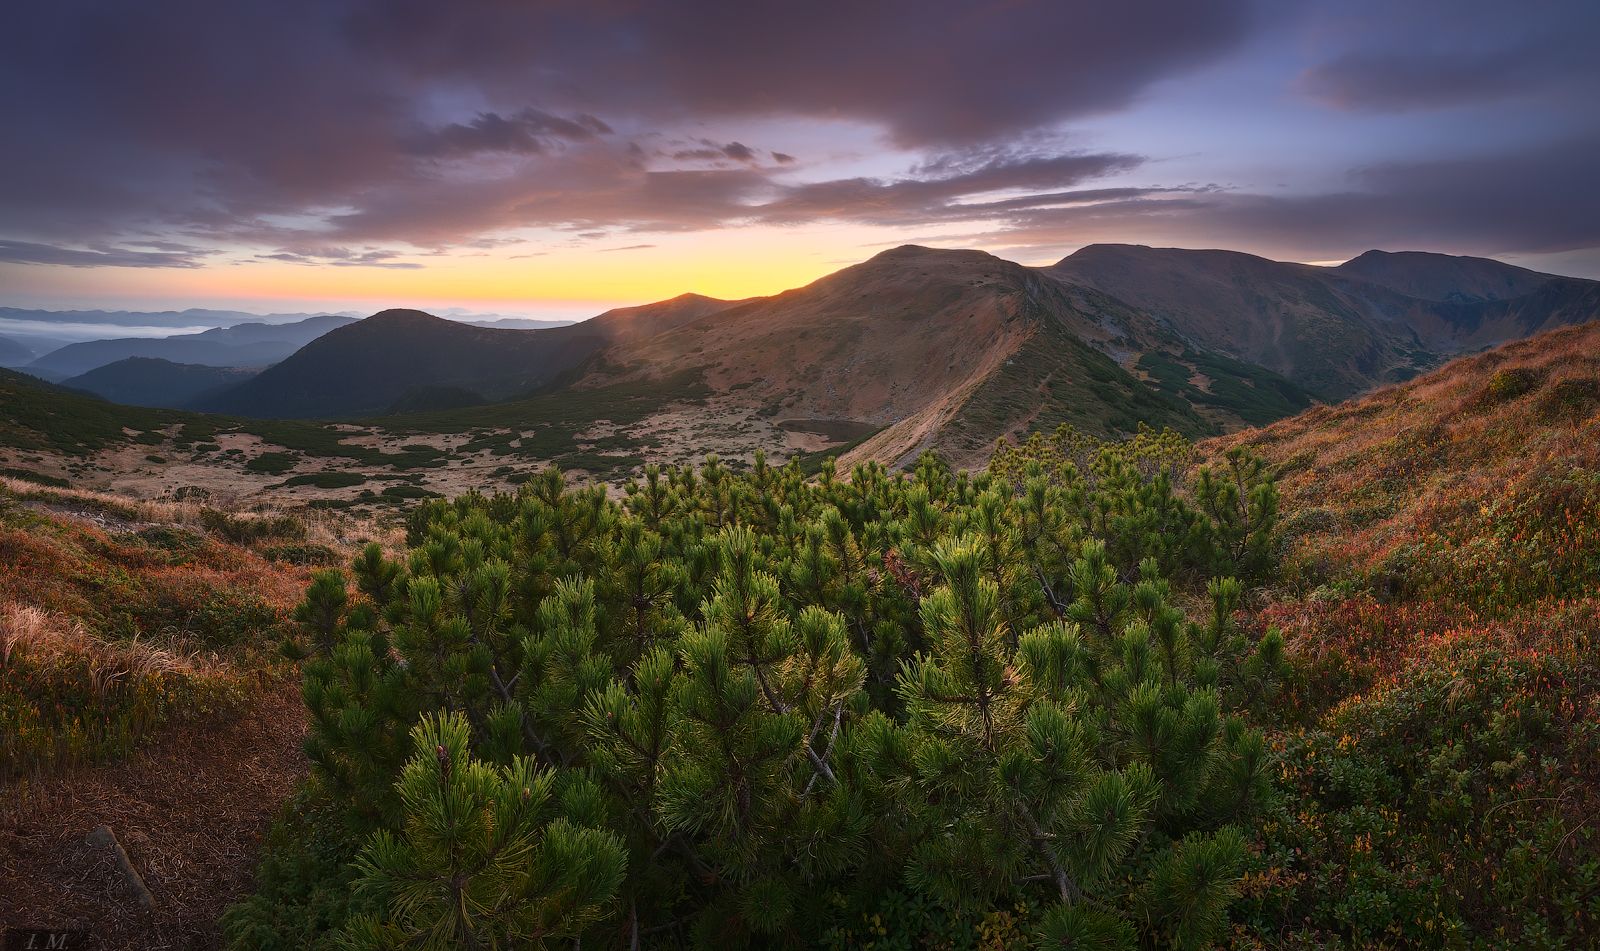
[0,683,308,950]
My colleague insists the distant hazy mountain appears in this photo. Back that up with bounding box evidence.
[26,314,357,378]
[0,335,33,367]
[458,317,578,331]
[0,306,359,331]
[60,357,259,409]
[198,294,735,418]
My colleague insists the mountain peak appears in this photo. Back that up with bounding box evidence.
[869,243,993,262]
[362,308,445,326]
[1333,248,1557,302]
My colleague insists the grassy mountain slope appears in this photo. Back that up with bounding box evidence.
[589,246,1313,468]
[1191,321,1600,947]
[1047,244,1600,399]
[1046,244,1435,398]
[0,477,379,946]
[61,357,259,409]
[28,315,356,378]
[1210,319,1600,612]
[0,368,182,455]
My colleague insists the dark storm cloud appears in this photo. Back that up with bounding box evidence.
[3,0,1596,271]
[1296,0,1600,113]
[0,0,1253,263]
[972,134,1600,261]
[342,0,1256,145]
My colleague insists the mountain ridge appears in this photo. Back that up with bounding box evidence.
[27,314,357,378]
[197,294,738,418]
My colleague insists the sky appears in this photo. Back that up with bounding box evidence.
[2,0,1597,318]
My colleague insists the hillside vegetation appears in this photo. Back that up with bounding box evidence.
[218,322,1600,949]
[0,476,389,945]
[1213,320,1600,614]
[227,439,1287,949]
[1201,321,1600,946]
[0,477,332,776]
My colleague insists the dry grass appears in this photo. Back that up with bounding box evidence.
[1207,321,1600,611]
[0,479,337,947]
[0,601,206,691]
[0,474,398,552]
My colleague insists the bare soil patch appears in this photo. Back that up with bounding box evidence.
[0,683,309,950]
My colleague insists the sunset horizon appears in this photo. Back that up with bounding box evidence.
[5,1,1597,315]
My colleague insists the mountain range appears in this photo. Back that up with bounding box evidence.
[7,243,1598,472]
[205,242,1591,464]
[195,294,735,417]
[24,314,357,379]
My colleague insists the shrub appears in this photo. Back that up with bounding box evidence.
[260,543,340,567]
[235,445,1286,947]
[280,472,367,490]
[1483,366,1541,403]
[246,452,300,476]
[200,508,308,545]
[1537,376,1600,421]
[1234,637,1600,947]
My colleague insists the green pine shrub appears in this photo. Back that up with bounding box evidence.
[233,433,1286,948]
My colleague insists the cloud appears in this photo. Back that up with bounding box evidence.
[407,109,612,157]
[1296,1,1599,113]
[258,247,423,269]
[293,146,1144,246]
[1300,43,1594,113]
[753,150,1146,225]
[0,240,210,268]
[2,0,1594,275]
[962,134,1600,262]
[0,0,1252,257]
[340,0,1256,145]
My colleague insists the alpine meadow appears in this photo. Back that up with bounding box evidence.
[3,2,1599,949]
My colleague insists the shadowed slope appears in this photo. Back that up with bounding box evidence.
[199,294,735,419]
